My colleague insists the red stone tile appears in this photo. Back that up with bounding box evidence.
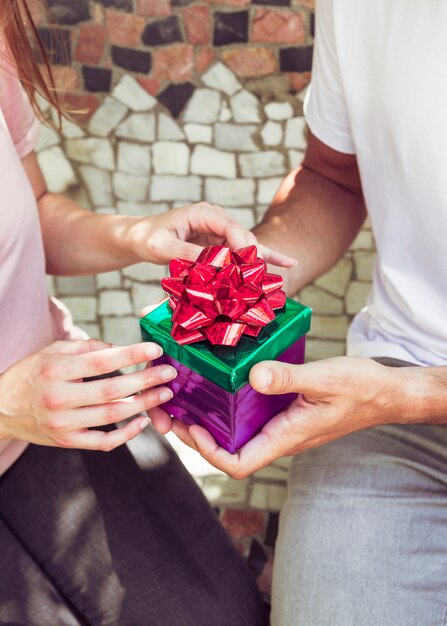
[286,70,311,93]
[204,0,250,5]
[50,66,80,93]
[74,24,106,65]
[62,93,100,125]
[136,0,172,17]
[252,8,305,44]
[182,6,210,45]
[293,0,315,8]
[195,46,215,74]
[137,76,161,95]
[222,47,277,78]
[152,44,194,82]
[221,509,266,539]
[106,10,146,47]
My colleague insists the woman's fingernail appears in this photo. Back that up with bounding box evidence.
[145,344,162,359]
[256,366,273,389]
[140,417,150,431]
[159,389,173,402]
[161,366,177,381]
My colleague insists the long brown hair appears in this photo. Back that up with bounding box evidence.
[0,0,63,125]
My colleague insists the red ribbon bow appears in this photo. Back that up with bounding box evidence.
[161,245,286,346]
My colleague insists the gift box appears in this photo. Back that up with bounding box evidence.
[139,246,312,453]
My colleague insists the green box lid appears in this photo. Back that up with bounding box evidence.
[140,298,311,393]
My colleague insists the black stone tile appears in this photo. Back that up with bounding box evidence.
[47,0,89,24]
[213,11,249,46]
[97,0,132,11]
[37,27,71,65]
[142,16,183,46]
[111,46,152,74]
[264,513,279,547]
[253,0,290,5]
[157,82,194,118]
[310,12,315,38]
[172,0,193,4]
[280,45,313,72]
[82,66,112,92]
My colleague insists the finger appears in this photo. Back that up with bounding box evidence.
[61,342,164,381]
[67,415,150,452]
[188,206,257,250]
[60,386,173,431]
[44,338,113,355]
[148,405,173,434]
[258,244,298,268]
[166,239,205,262]
[62,363,177,408]
[249,360,320,396]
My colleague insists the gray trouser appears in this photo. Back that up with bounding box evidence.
[272,359,447,626]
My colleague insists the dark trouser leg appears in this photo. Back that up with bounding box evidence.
[0,427,267,626]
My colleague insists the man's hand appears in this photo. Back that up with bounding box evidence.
[151,357,419,479]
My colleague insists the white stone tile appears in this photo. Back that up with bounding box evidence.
[257,177,283,205]
[113,172,149,202]
[117,142,151,176]
[261,121,283,146]
[123,263,168,282]
[60,296,97,322]
[117,202,153,217]
[252,465,289,481]
[239,151,286,178]
[98,290,133,316]
[346,281,371,314]
[205,178,255,206]
[88,97,128,137]
[66,186,92,210]
[249,483,287,511]
[77,322,101,338]
[201,476,249,506]
[224,208,255,230]
[36,124,59,151]
[305,339,346,361]
[56,275,96,296]
[116,113,156,143]
[131,282,165,313]
[151,176,202,202]
[284,116,307,150]
[214,123,257,152]
[350,230,375,251]
[102,316,141,345]
[112,75,157,112]
[38,147,77,193]
[271,456,293,470]
[152,141,189,175]
[202,61,242,96]
[296,85,309,103]
[219,101,232,122]
[184,123,213,144]
[315,258,353,297]
[191,145,236,178]
[265,101,294,121]
[46,275,56,297]
[60,117,85,139]
[95,207,116,214]
[289,149,305,169]
[96,271,122,290]
[183,88,221,124]
[78,165,113,207]
[354,252,376,280]
[230,90,261,123]
[309,315,349,341]
[298,286,343,315]
[158,112,185,141]
[65,138,115,171]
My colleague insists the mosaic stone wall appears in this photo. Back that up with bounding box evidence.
[36,0,376,359]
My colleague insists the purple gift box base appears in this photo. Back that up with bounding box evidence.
[154,336,305,454]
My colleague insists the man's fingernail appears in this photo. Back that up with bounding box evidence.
[256,366,273,389]
[145,344,162,359]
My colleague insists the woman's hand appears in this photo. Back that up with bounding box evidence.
[126,202,296,268]
[0,339,177,451]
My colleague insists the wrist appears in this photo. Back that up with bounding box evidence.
[110,215,146,265]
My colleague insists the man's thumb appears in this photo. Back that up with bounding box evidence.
[249,361,313,396]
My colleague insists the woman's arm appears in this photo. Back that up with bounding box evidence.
[24,151,282,276]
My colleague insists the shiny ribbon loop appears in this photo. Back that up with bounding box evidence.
[161,245,286,346]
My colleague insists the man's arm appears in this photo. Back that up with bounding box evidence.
[254,129,366,294]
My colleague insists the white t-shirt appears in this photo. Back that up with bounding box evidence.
[305,0,447,366]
